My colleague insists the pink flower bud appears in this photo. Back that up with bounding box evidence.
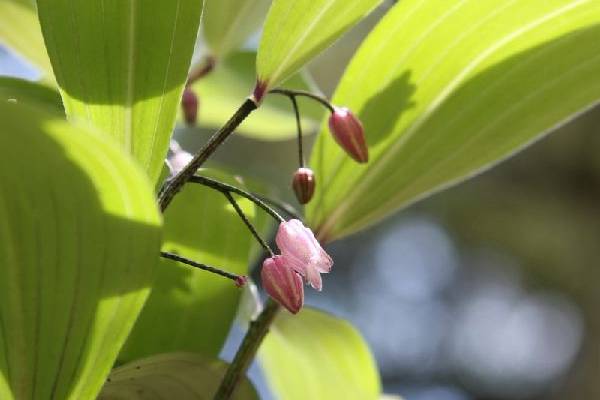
[181,87,198,125]
[328,106,368,163]
[276,219,333,291]
[261,255,304,314]
[292,167,316,205]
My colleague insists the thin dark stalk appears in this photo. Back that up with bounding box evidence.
[160,251,241,282]
[252,193,302,221]
[189,175,285,223]
[213,300,280,400]
[158,98,258,212]
[223,191,274,257]
[187,56,216,84]
[269,88,335,113]
[290,95,304,167]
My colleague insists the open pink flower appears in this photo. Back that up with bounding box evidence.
[275,219,333,291]
[261,255,304,314]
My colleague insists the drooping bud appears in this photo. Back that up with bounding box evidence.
[276,219,333,291]
[181,87,199,125]
[292,167,316,205]
[261,255,304,314]
[328,106,368,163]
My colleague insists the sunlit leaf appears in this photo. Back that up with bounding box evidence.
[0,0,54,80]
[256,0,381,91]
[259,307,380,400]
[119,170,266,362]
[99,353,258,400]
[308,0,600,240]
[36,0,203,183]
[0,76,62,114]
[0,102,161,400]
[188,51,323,140]
[203,0,271,59]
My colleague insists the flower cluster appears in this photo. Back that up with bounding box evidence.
[261,219,333,314]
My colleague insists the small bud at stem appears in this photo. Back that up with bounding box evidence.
[181,87,199,125]
[292,167,316,204]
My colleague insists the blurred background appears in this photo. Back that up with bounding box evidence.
[3,1,600,399]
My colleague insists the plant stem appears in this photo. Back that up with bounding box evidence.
[223,191,275,257]
[160,251,242,282]
[189,175,285,223]
[289,95,305,167]
[213,300,281,400]
[251,193,302,221]
[158,98,258,212]
[269,88,335,113]
[187,56,216,85]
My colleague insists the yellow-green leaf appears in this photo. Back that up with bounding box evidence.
[308,0,600,240]
[0,102,161,400]
[256,0,381,90]
[99,353,258,400]
[36,0,203,183]
[259,307,381,400]
[203,0,271,59]
[0,76,62,114]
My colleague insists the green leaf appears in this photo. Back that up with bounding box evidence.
[36,0,204,183]
[99,353,258,400]
[0,76,63,114]
[0,0,54,80]
[0,102,161,400]
[259,307,381,400]
[308,0,600,240]
[189,51,324,140]
[256,0,381,90]
[119,170,263,362]
[203,0,271,59]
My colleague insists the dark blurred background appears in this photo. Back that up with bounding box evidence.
[3,2,600,398]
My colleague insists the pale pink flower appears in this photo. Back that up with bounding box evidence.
[276,219,333,291]
[261,255,304,314]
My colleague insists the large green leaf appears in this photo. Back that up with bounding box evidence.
[308,0,600,240]
[259,307,380,400]
[0,102,161,400]
[0,0,54,80]
[0,76,62,114]
[99,353,258,399]
[202,0,271,60]
[256,0,381,91]
[188,51,324,140]
[36,0,203,183]
[119,170,263,362]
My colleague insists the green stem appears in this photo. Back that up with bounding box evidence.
[158,97,258,212]
[213,300,281,400]
[189,175,285,223]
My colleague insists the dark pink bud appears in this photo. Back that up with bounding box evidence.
[181,87,198,125]
[235,275,249,288]
[328,106,368,163]
[261,255,304,314]
[292,167,316,205]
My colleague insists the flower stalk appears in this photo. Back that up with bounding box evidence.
[160,251,246,285]
[213,300,280,400]
[158,97,258,212]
